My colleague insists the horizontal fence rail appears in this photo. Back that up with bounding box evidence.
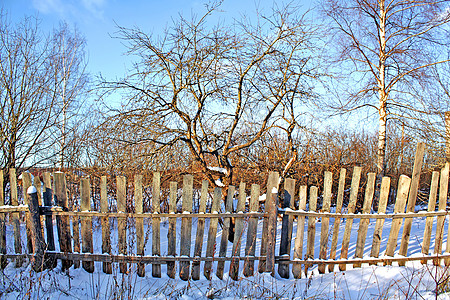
[1,142,450,280]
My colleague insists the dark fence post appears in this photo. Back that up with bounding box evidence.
[27,186,47,272]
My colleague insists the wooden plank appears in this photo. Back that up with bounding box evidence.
[167,181,177,278]
[192,180,208,280]
[353,172,376,268]
[135,174,145,277]
[305,186,318,275]
[54,172,73,271]
[398,142,425,266]
[42,172,56,269]
[117,175,128,273]
[10,168,22,267]
[217,185,235,279]
[180,175,193,280]
[0,170,6,268]
[292,185,307,278]
[80,177,94,273]
[328,168,346,272]
[369,176,391,263]
[243,184,260,277]
[421,171,439,264]
[33,176,45,239]
[258,172,276,273]
[21,172,34,254]
[100,175,112,274]
[435,163,450,265]
[72,189,81,269]
[230,182,246,280]
[204,187,222,280]
[27,186,47,271]
[318,172,332,274]
[339,166,362,271]
[266,172,280,275]
[278,178,296,278]
[152,172,161,277]
[384,175,411,265]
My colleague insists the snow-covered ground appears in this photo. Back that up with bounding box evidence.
[1,204,450,299]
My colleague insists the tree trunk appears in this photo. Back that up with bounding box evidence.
[377,1,387,178]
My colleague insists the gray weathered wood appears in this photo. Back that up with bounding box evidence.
[204,187,222,280]
[398,142,425,266]
[266,172,280,275]
[0,170,6,268]
[117,175,128,273]
[27,187,47,271]
[353,172,376,268]
[422,171,439,264]
[318,171,332,274]
[292,185,307,278]
[10,168,22,267]
[217,185,235,279]
[152,172,161,277]
[278,178,295,278]
[192,180,208,280]
[180,175,193,280]
[305,186,318,275]
[434,163,449,266]
[135,174,145,277]
[384,175,411,265]
[328,168,346,272]
[80,178,94,273]
[21,172,34,254]
[72,191,81,269]
[100,176,112,274]
[369,176,391,262]
[42,172,56,269]
[167,181,177,278]
[243,184,260,277]
[54,171,72,271]
[339,166,362,271]
[230,182,246,280]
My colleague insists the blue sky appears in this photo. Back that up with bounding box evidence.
[1,0,315,83]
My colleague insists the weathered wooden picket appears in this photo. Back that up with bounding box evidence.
[2,142,450,281]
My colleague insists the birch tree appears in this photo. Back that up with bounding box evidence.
[322,0,450,176]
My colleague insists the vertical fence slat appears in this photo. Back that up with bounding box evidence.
[135,174,145,277]
[266,172,279,275]
[369,176,391,263]
[72,193,81,269]
[305,186,318,275]
[434,163,449,266]
[217,185,235,279]
[204,187,222,280]
[318,171,332,274]
[167,181,177,278]
[180,175,193,280]
[192,180,208,280]
[421,171,439,264]
[54,172,72,271]
[384,175,411,265]
[230,181,246,280]
[100,176,112,274]
[328,168,346,272]
[21,172,34,254]
[10,169,22,267]
[117,175,128,273]
[33,176,45,241]
[0,170,6,268]
[80,177,94,273]
[353,172,376,268]
[42,172,56,269]
[278,178,296,278]
[27,187,46,271]
[152,172,161,277]
[243,184,259,277]
[398,142,425,266]
[292,185,307,278]
[339,166,362,271]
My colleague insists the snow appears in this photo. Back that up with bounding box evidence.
[27,186,37,194]
[207,166,228,175]
[215,179,225,187]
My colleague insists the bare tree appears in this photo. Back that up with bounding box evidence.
[321,0,450,176]
[100,2,319,188]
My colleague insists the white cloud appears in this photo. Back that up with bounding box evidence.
[32,0,66,15]
[32,0,107,21]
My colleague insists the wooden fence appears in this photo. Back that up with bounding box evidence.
[1,142,450,280]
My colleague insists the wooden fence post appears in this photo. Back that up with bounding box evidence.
[21,172,34,254]
[422,171,439,264]
[318,171,332,274]
[369,176,390,263]
[135,174,145,277]
[192,180,208,280]
[278,178,295,278]
[42,172,56,269]
[435,163,449,265]
[152,172,161,277]
[167,181,177,279]
[243,184,260,277]
[9,169,22,267]
[27,186,47,272]
[292,185,307,278]
[0,170,6,269]
[204,187,222,280]
[117,176,128,273]
[80,177,94,273]
[305,186,318,275]
[217,185,235,279]
[54,171,73,271]
[230,181,246,280]
[266,172,279,275]
[100,176,112,274]
[180,175,193,280]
